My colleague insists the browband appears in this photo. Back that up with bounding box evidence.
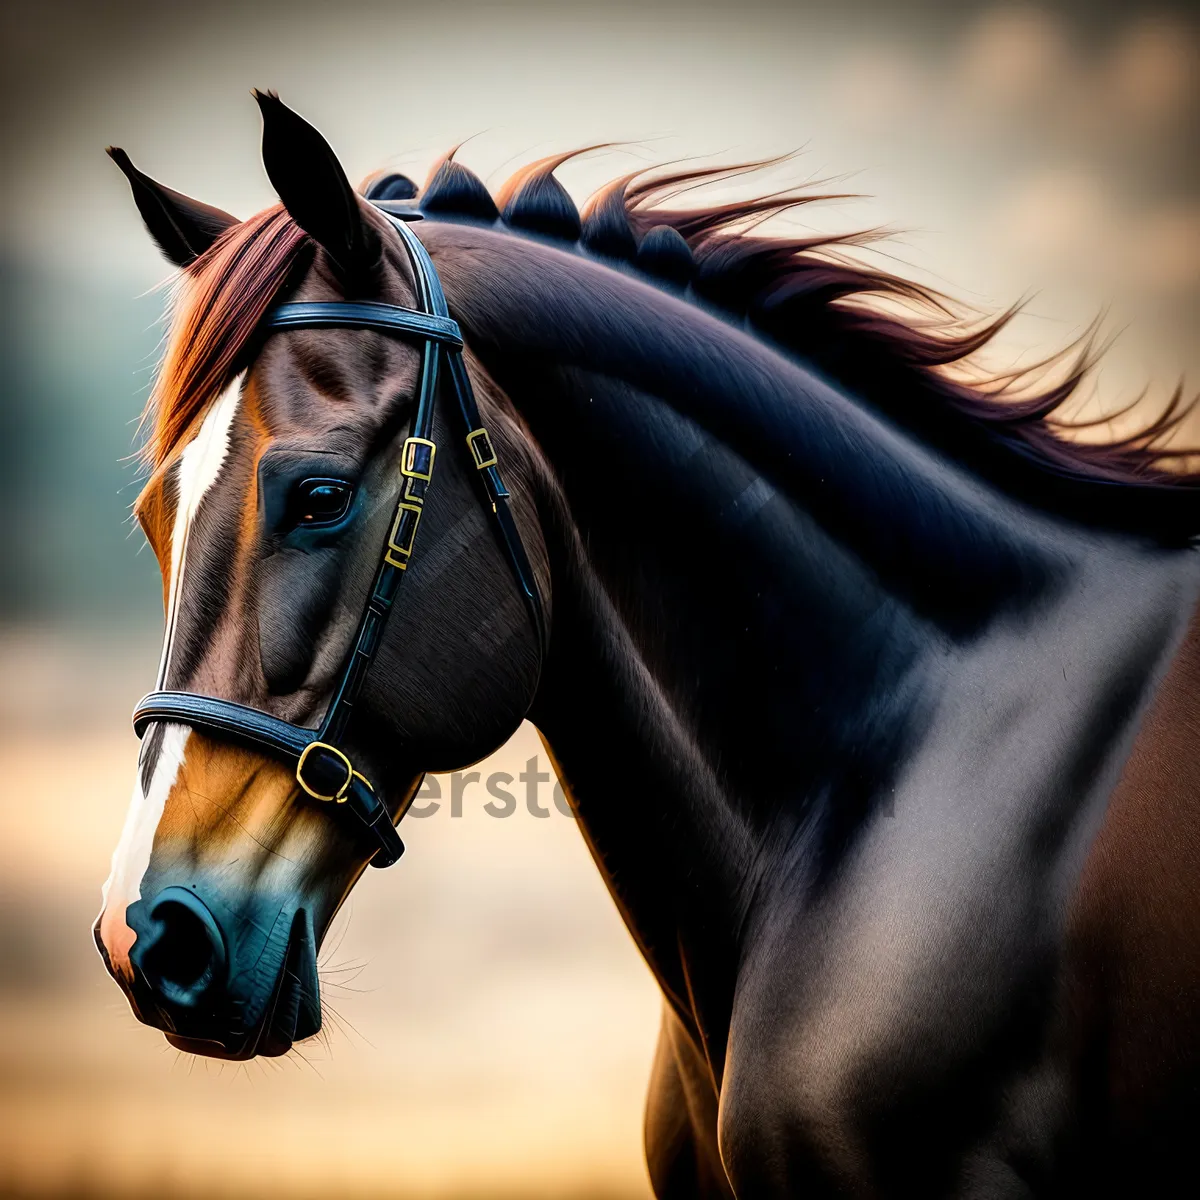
[132,211,545,869]
[265,301,463,347]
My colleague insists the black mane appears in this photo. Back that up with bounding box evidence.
[365,151,1200,542]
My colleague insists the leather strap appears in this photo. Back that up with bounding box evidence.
[395,216,547,652]
[445,346,548,654]
[312,216,441,751]
[132,691,404,867]
[134,692,317,756]
[265,301,463,348]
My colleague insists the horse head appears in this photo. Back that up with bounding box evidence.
[95,94,546,1059]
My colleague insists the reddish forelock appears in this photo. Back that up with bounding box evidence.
[145,205,310,475]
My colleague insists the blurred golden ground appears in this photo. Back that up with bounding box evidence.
[0,631,659,1199]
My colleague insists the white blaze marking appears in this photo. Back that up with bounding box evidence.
[99,377,243,951]
[101,722,191,916]
[156,375,244,686]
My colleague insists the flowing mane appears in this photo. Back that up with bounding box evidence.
[140,151,1200,536]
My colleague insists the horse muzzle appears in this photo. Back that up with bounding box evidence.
[96,882,322,1059]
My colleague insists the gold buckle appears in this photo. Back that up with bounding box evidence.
[401,437,436,481]
[466,428,498,470]
[296,741,352,803]
[386,437,434,568]
[384,501,423,568]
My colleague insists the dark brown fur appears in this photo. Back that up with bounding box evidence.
[1063,601,1200,1192]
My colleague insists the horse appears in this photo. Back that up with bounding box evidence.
[94,93,1200,1197]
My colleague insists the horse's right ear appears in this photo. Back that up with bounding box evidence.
[106,147,239,267]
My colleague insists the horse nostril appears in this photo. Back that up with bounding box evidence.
[148,903,212,986]
[141,888,227,1009]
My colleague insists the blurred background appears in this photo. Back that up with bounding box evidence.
[0,1,1196,1196]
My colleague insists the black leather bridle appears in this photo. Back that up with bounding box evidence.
[132,211,545,869]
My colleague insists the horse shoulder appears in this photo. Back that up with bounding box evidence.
[1063,588,1200,1179]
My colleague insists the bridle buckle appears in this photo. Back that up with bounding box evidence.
[401,436,436,481]
[466,427,498,470]
[296,741,354,803]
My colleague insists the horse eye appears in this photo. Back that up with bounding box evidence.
[291,479,353,527]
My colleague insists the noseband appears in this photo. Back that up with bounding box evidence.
[132,212,546,868]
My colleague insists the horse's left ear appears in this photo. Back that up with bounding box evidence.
[106,147,239,266]
[254,89,380,286]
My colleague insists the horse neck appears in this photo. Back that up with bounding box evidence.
[428,222,1194,1072]
[516,353,993,1059]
